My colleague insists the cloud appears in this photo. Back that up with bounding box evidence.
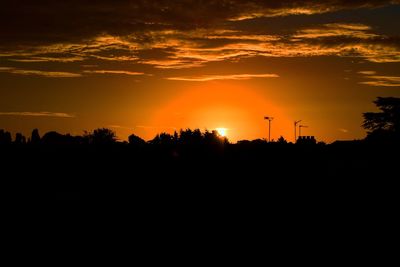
[293,23,378,39]
[0,112,75,118]
[139,59,205,69]
[0,35,139,64]
[0,66,146,78]
[3,20,399,71]
[136,125,177,130]
[108,125,136,130]
[166,73,279,82]
[1,1,399,46]
[358,70,400,86]
[227,1,400,20]
[11,70,81,78]
[1,3,399,70]
[0,67,81,77]
[289,23,400,62]
[359,76,400,86]
[1,25,399,73]
[83,70,146,76]
[8,56,84,63]
[358,70,377,75]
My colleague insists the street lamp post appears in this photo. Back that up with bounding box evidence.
[264,116,274,142]
[294,120,302,142]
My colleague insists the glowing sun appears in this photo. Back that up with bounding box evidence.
[216,128,228,137]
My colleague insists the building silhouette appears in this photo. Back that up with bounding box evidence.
[296,136,316,145]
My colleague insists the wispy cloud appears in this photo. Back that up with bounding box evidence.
[358,70,377,75]
[0,112,75,118]
[229,6,336,21]
[0,67,81,77]
[136,125,177,130]
[139,59,206,69]
[218,2,398,21]
[358,71,400,87]
[108,125,136,130]
[8,56,84,63]
[359,76,400,87]
[83,70,146,76]
[0,34,139,64]
[166,73,279,82]
[12,70,81,78]
[293,23,378,39]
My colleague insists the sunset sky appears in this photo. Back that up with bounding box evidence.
[1,0,400,142]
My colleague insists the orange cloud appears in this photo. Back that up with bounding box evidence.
[0,67,81,77]
[360,76,400,87]
[0,112,75,118]
[358,71,377,75]
[166,73,279,82]
[1,22,399,72]
[293,23,378,39]
[83,70,146,76]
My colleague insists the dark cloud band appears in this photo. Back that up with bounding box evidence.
[1,0,399,45]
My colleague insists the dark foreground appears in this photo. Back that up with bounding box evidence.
[1,141,398,205]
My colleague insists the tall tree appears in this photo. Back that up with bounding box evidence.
[363,97,400,141]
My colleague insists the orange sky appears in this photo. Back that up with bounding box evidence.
[148,83,292,142]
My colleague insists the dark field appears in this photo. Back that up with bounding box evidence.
[2,141,397,205]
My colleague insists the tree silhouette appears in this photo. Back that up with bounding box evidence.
[31,129,41,144]
[128,133,146,146]
[42,131,70,145]
[84,128,117,145]
[204,130,228,146]
[15,133,26,144]
[277,136,288,144]
[0,129,12,145]
[179,129,203,145]
[173,131,179,142]
[149,132,174,146]
[363,97,400,141]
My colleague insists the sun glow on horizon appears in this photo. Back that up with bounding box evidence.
[147,84,293,142]
[216,127,228,137]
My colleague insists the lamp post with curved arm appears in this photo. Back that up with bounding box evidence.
[264,116,274,142]
[294,120,302,142]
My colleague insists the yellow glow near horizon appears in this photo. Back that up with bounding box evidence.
[216,127,227,137]
[147,83,293,142]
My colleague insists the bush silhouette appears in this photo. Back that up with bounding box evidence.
[42,131,65,145]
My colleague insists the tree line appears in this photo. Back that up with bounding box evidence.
[0,127,229,146]
[1,96,399,146]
